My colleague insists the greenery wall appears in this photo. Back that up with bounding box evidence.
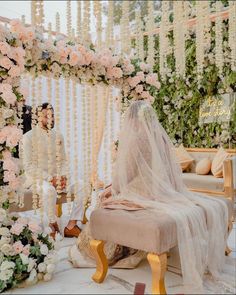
[144,11,236,149]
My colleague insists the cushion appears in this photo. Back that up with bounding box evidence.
[196,158,211,175]
[182,173,224,191]
[175,144,194,171]
[90,197,232,255]
[211,147,230,178]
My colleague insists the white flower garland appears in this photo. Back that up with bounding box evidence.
[215,1,224,76]
[196,1,210,81]
[94,1,102,49]
[173,1,186,77]
[76,1,82,41]
[83,1,91,45]
[159,1,170,80]
[146,1,155,71]
[105,0,114,48]
[102,87,109,186]
[67,0,72,38]
[120,1,131,55]
[229,1,236,71]
[56,12,60,33]
[135,10,144,62]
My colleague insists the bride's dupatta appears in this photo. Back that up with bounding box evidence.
[102,101,233,293]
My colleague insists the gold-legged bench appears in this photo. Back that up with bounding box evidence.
[89,197,233,295]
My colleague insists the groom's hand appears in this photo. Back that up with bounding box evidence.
[60,176,67,190]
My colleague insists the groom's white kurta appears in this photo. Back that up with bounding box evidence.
[22,125,86,226]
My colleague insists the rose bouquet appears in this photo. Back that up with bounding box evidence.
[0,208,57,293]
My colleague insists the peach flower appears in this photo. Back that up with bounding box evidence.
[8,65,21,78]
[135,85,143,94]
[13,241,24,254]
[0,56,13,70]
[0,83,12,93]
[28,222,41,233]
[10,223,25,236]
[128,76,141,88]
[0,42,11,55]
[68,52,79,66]
[1,90,17,105]
[22,245,30,256]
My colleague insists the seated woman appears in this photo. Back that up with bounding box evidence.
[69,101,232,293]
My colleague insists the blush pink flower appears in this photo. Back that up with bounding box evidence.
[141,91,150,99]
[135,85,143,94]
[3,158,18,173]
[3,170,17,183]
[9,178,20,190]
[0,56,13,70]
[68,51,80,66]
[13,241,24,254]
[83,52,94,65]
[10,223,25,236]
[28,222,41,234]
[8,65,21,78]
[136,71,145,81]
[2,150,11,159]
[107,67,123,79]
[0,125,23,147]
[17,217,29,226]
[0,42,11,55]
[22,245,30,256]
[0,83,12,93]
[128,76,141,88]
[1,90,17,105]
[146,73,161,89]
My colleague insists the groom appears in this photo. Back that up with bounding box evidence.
[22,102,87,238]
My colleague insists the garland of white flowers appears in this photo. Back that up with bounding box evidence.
[173,1,186,77]
[72,81,79,203]
[120,1,131,55]
[83,0,91,45]
[102,87,109,185]
[64,79,72,213]
[31,1,37,26]
[94,1,102,49]
[196,1,211,81]
[56,12,60,33]
[146,1,155,71]
[229,1,236,71]
[105,0,114,48]
[36,76,44,220]
[31,77,39,212]
[135,10,144,62]
[159,1,170,80]
[109,87,114,171]
[77,1,82,41]
[215,1,224,76]
[67,0,72,38]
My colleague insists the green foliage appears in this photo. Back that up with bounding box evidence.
[145,17,236,148]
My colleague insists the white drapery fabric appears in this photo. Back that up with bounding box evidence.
[106,100,230,293]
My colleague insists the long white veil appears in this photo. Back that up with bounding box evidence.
[105,100,231,293]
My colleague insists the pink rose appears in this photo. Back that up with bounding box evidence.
[17,217,29,226]
[107,67,123,79]
[141,91,150,99]
[3,170,17,183]
[22,244,30,256]
[2,150,11,159]
[146,73,161,89]
[128,76,141,88]
[13,241,24,254]
[28,222,41,234]
[83,52,94,65]
[10,223,25,235]
[0,42,11,55]
[0,83,12,93]
[19,86,29,99]
[140,62,150,72]
[0,56,13,70]
[1,90,17,105]
[3,158,18,173]
[68,51,80,66]
[135,85,143,94]
[9,178,20,190]
[0,125,23,147]
[8,65,21,78]
[136,71,145,81]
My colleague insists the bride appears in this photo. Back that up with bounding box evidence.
[69,100,233,293]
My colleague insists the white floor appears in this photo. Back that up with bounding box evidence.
[5,210,236,294]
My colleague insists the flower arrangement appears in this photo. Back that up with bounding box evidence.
[0,207,57,293]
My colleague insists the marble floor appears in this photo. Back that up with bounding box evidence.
[5,209,236,294]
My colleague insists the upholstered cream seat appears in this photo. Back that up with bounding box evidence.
[89,197,233,295]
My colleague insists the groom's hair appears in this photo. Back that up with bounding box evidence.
[36,102,54,117]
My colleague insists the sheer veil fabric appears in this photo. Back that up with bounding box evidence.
[102,100,233,293]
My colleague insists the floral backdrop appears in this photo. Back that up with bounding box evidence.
[143,6,236,148]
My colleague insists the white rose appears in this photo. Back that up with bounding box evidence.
[0,261,15,271]
[40,244,49,256]
[38,262,46,273]
[43,273,52,282]
[46,263,55,274]
[0,236,11,247]
[0,209,7,223]
[27,258,35,272]
[0,227,10,236]
[26,268,37,286]
[1,244,15,256]
[0,269,14,281]
[20,253,29,265]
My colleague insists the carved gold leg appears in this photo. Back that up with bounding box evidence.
[56,204,62,218]
[90,240,108,283]
[147,253,167,295]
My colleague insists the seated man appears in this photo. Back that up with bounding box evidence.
[22,102,85,238]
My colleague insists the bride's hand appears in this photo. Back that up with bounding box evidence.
[99,186,112,202]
